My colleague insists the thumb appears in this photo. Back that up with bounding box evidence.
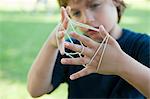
[70,67,94,80]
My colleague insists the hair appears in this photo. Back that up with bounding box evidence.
[57,0,126,23]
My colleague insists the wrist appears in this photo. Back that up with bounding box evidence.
[116,51,130,76]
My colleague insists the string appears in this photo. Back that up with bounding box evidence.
[86,35,108,66]
[96,35,110,72]
[55,8,110,70]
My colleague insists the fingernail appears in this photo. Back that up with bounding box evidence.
[61,59,66,64]
[70,75,75,80]
[64,42,69,46]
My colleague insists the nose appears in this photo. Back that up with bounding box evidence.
[81,10,95,24]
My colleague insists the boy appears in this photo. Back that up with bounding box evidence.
[27,0,150,98]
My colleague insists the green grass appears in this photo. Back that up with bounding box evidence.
[0,0,150,99]
[120,0,150,33]
[0,11,68,99]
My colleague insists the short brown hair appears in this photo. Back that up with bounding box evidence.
[57,0,126,23]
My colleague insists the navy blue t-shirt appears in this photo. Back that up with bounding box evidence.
[51,29,150,98]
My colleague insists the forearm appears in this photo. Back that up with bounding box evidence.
[118,52,150,98]
[27,32,58,97]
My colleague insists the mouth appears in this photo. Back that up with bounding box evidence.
[86,27,99,36]
[83,27,104,42]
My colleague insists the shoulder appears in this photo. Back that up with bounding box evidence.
[120,29,150,49]
[117,28,150,49]
[118,29,150,43]
[118,29,150,67]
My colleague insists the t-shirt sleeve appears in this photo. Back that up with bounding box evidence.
[137,34,150,67]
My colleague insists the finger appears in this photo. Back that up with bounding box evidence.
[99,25,109,39]
[99,25,115,45]
[61,7,69,30]
[70,68,94,80]
[69,32,98,48]
[66,6,71,16]
[55,30,65,55]
[61,57,90,65]
[64,42,93,57]
[59,37,65,55]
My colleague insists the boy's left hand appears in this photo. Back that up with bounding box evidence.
[61,26,124,80]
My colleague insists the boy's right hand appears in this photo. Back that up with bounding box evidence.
[57,7,69,55]
[50,7,69,55]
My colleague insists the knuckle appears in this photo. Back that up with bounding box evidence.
[84,38,90,44]
[76,45,81,52]
[80,57,86,64]
[84,70,89,75]
[68,59,73,64]
[69,44,74,49]
[75,73,81,78]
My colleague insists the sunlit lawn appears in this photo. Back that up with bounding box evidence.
[0,0,150,99]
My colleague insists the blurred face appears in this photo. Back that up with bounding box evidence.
[68,0,119,41]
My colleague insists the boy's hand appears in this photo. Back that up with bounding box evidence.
[57,7,68,55]
[54,7,70,55]
[61,25,124,80]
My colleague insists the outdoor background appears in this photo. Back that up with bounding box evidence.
[0,0,150,99]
